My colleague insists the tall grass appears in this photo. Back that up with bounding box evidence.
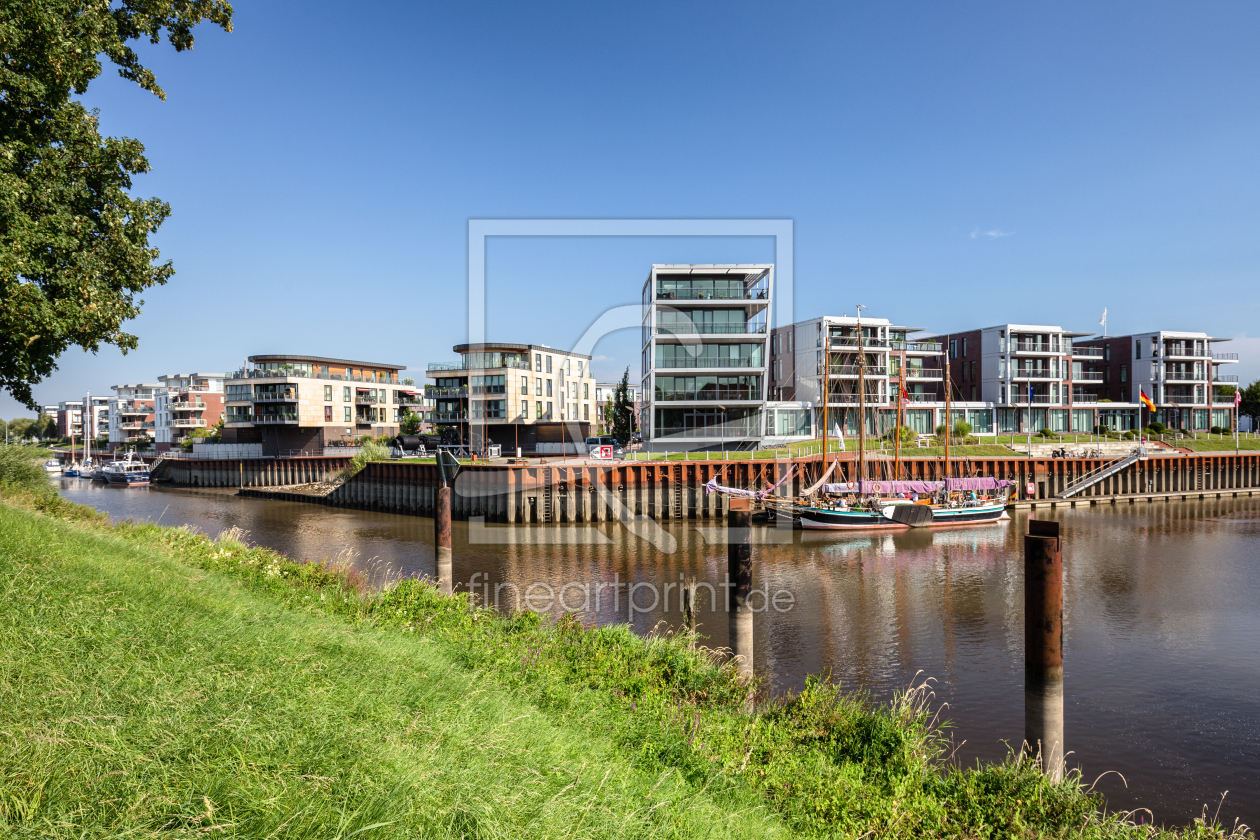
[0,444,49,491]
[0,488,1252,839]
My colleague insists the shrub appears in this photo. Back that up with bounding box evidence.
[1039,428,1055,437]
[0,444,50,492]
[1147,421,1166,434]
[884,425,915,444]
[1210,425,1227,435]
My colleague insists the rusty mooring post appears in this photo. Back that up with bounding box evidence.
[1025,517,1064,781]
[727,497,754,682]
[682,576,698,645]
[435,451,458,596]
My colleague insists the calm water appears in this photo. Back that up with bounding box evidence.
[56,479,1260,829]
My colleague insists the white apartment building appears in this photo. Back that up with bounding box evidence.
[775,315,949,436]
[154,373,226,450]
[1096,330,1240,431]
[426,343,596,453]
[640,264,773,451]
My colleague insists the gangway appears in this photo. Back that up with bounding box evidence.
[1056,447,1146,499]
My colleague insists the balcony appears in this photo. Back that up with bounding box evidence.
[823,394,887,404]
[1071,346,1104,359]
[168,400,207,410]
[1215,374,1240,382]
[890,341,942,353]
[903,393,939,403]
[1071,371,1104,382]
[1166,397,1202,406]
[236,368,399,384]
[653,357,762,370]
[654,289,769,302]
[1011,342,1062,354]
[1011,370,1059,381]
[252,413,299,424]
[1163,373,1202,384]
[119,421,155,430]
[654,390,762,402]
[425,385,468,398]
[1213,352,1240,361]
[827,365,889,377]
[828,337,890,349]
[655,323,767,336]
[252,392,298,402]
[1012,395,1056,404]
[1070,393,1099,404]
[434,411,467,422]
[169,418,207,428]
[901,368,942,380]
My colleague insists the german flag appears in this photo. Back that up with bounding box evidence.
[1140,388,1156,412]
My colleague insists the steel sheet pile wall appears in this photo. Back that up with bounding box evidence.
[188,452,1260,520]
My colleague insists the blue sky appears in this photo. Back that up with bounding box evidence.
[8,0,1260,417]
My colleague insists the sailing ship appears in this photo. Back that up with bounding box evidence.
[798,312,1010,529]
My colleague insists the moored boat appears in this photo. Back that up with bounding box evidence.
[43,458,62,474]
[102,454,150,486]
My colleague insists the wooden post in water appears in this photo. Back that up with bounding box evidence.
[1025,517,1064,781]
[435,486,452,595]
[727,497,754,686]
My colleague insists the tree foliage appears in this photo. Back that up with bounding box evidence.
[1241,380,1260,430]
[400,410,423,435]
[0,0,233,408]
[608,367,635,446]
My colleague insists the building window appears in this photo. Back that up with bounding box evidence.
[522,402,529,419]
[535,353,542,371]
[1135,340,1142,359]
[583,403,589,420]
[535,377,541,395]
[324,385,333,401]
[324,406,333,422]
[546,379,553,397]
[536,401,542,419]
[546,356,553,373]
[961,338,968,357]
[344,406,352,422]
[583,382,589,399]
[521,377,529,394]
[546,401,553,419]
[949,339,957,360]
[1120,365,1127,383]
[343,386,351,402]
[1105,345,1111,361]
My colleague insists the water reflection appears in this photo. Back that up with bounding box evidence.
[54,478,1260,828]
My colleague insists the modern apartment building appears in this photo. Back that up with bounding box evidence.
[107,383,160,449]
[425,343,596,453]
[55,401,83,439]
[1091,331,1240,430]
[640,264,773,451]
[773,315,949,436]
[940,324,1115,433]
[154,373,226,451]
[222,355,410,454]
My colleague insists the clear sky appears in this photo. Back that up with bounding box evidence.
[7,0,1260,418]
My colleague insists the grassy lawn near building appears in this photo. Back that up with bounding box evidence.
[0,442,1248,839]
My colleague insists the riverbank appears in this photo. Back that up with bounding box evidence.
[0,475,1250,837]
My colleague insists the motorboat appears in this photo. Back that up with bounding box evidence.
[101,453,150,486]
[43,458,62,474]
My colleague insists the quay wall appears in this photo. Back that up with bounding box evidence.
[203,452,1260,523]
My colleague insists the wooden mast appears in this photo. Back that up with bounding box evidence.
[857,310,866,487]
[894,364,902,481]
[821,334,829,475]
[944,353,952,481]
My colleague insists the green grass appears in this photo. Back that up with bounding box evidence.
[0,502,790,839]
[0,476,1250,838]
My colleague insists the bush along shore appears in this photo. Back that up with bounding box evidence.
[0,447,1252,838]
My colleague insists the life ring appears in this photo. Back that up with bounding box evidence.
[872,482,882,492]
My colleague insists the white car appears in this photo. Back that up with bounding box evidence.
[585,436,625,460]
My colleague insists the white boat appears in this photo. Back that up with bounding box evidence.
[101,453,150,486]
[43,459,62,474]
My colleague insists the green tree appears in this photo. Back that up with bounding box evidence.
[609,367,635,446]
[1241,380,1260,431]
[400,410,423,435]
[0,1,233,409]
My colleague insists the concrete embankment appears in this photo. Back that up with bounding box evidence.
[204,451,1260,523]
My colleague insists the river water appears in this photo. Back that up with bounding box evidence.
[55,479,1260,830]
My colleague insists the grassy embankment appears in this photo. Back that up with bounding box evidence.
[0,444,1250,839]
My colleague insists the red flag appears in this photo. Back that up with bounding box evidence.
[1140,388,1156,412]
